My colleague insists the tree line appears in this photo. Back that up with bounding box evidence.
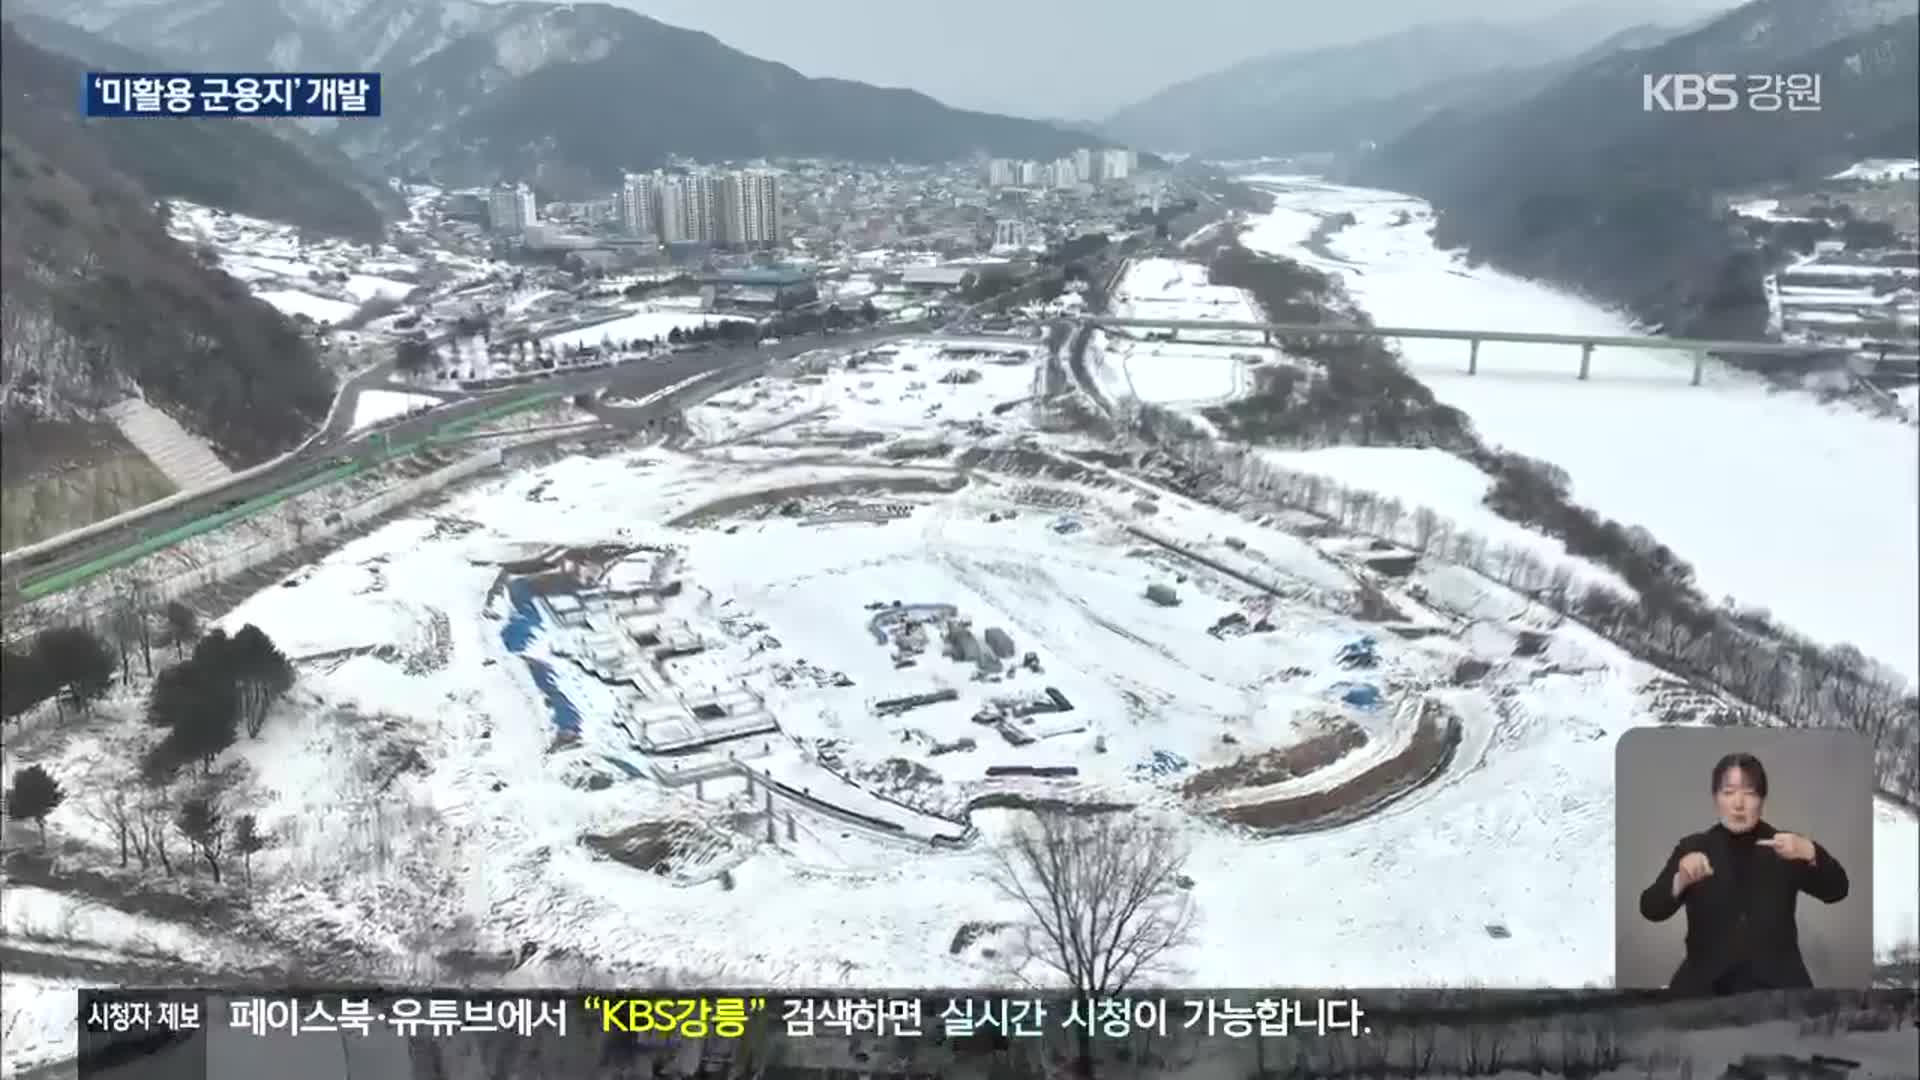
[1126,397,1919,809]
[1098,235,1918,807]
[4,603,295,892]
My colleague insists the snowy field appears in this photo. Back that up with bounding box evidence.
[541,308,751,352]
[7,349,1913,1021]
[1832,158,1920,182]
[349,389,442,431]
[1099,258,1269,408]
[1255,446,1632,595]
[5,211,1919,1075]
[1240,177,1920,684]
[684,338,1039,447]
[254,288,359,324]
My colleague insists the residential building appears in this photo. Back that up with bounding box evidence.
[987,159,1019,188]
[1100,148,1136,182]
[487,182,538,235]
[651,171,722,245]
[619,172,657,238]
[1074,148,1094,182]
[721,170,782,248]
[993,220,1029,250]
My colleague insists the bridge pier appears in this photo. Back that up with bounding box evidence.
[1578,343,1594,381]
[1693,352,1707,387]
[1467,338,1480,376]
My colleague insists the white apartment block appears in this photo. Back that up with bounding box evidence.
[488,182,538,235]
[721,170,781,247]
[654,171,721,244]
[619,172,656,237]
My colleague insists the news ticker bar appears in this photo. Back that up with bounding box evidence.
[81,990,1369,1046]
[83,73,381,118]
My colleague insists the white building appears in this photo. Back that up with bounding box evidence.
[619,172,657,238]
[1051,157,1078,189]
[487,182,538,235]
[987,159,1018,187]
[1099,148,1135,182]
[1073,148,1093,182]
[657,171,722,244]
[721,170,781,248]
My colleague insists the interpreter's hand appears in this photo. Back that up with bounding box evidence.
[1672,851,1713,897]
[1758,832,1817,863]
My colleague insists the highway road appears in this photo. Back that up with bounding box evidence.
[2,322,922,601]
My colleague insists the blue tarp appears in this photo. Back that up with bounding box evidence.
[500,578,544,653]
[1340,683,1382,709]
[524,658,582,736]
[1134,749,1190,777]
[1335,635,1379,669]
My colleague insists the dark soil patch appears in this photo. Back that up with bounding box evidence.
[668,474,966,527]
[1214,706,1462,833]
[1181,721,1367,798]
[965,793,1134,815]
[949,920,1011,955]
[582,820,719,875]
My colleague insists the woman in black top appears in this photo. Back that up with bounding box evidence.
[1638,752,1850,995]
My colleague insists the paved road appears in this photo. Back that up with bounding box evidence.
[2,323,923,599]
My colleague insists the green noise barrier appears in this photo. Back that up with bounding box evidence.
[18,389,564,601]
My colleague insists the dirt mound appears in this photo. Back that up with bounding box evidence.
[1182,720,1367,798]
[1213,704,1463,834]
[582,820,729,876]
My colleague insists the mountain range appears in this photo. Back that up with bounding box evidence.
[1352,0,1919,340]
[19,0,1111,196]
[1,22,337,535]
[1100,1,1729,159]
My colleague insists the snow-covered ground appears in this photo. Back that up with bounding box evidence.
[349,389,442,431]
[1099,258,1268,409]
[8,344,1912,1015]
[1241,177,1920,685]
[254,289,360,324]
[684,338,1038,447]
[5,190,1917,1075]
[541,308,750,352]
[1832,158,1920,183]
[1255,446,1631,595]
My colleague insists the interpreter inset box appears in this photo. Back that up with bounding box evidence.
[1614,727,1872,993]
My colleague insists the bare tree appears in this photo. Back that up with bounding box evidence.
[83,789,137,867]
[987,809,1195,1077]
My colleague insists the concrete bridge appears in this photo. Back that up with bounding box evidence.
[1077,316,1854,386]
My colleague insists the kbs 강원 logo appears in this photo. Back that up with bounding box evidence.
[1641,73,1739,112]
[1642,73,1823,113]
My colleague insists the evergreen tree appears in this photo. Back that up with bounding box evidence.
[6,765,64,846]
[233,814,267,894]
[32,625,115,714]
[1,648,54,722]
[176,795,225,883]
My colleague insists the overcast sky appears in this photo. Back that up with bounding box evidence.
[593,0,1731,121]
